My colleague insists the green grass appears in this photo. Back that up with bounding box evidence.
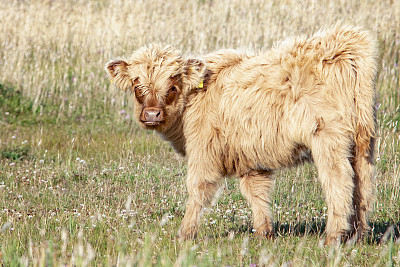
[1,0,400,265]
[0,82,399,266]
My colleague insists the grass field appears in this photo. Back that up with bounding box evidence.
[1,0,400,266]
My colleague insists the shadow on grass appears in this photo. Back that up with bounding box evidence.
[224,220,400,244]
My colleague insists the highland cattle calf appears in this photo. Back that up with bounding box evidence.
[105,25,377,245]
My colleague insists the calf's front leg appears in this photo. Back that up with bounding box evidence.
[177,162,222,241]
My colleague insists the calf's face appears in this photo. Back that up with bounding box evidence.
[105,46,205,132]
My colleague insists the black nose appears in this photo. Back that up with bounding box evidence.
[143,107,163,123]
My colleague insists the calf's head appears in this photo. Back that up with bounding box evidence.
[105,45,206,132]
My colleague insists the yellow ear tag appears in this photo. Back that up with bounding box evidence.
[198,80,204,89]
[110,79,113,84]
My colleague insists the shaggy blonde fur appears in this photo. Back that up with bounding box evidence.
[105,25,377,245]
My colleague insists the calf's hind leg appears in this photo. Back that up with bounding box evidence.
[350,136,376,240]
[240,170,275,237]
[311,130,355,245]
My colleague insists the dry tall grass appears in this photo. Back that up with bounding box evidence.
[0,0,399,119]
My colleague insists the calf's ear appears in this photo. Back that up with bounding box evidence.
[105,59,134,91]
[183,58,206,90]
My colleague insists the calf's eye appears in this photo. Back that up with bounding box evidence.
[134,87,144,104]
[166,86,178,105]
